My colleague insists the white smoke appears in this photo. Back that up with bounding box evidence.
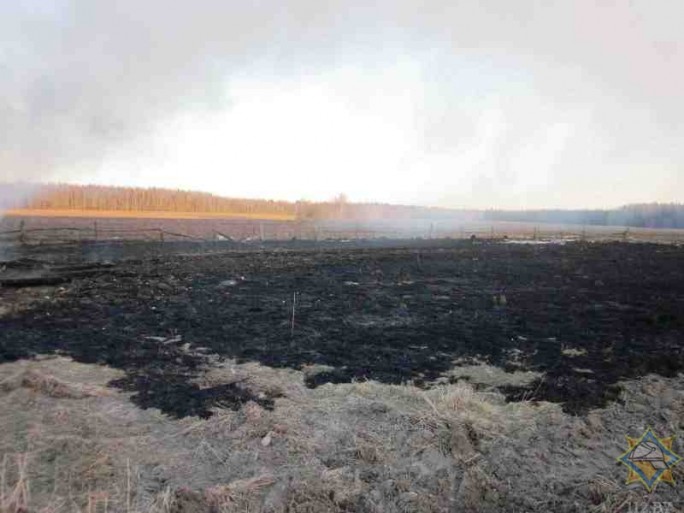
[1,1,682,208]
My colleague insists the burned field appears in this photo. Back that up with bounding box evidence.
[1,240,683,418]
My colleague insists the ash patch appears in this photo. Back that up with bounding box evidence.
[110,374,275,419]
[1,241,683,416]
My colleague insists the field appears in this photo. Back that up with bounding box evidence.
[0,213,302,242]
[0,239,683,511]
[3,211,684,244]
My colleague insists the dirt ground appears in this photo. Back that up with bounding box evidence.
[0,240,683,511]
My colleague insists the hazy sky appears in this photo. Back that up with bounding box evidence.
[1,0,682,209]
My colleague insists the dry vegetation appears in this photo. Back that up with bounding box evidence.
[0,356,681,513]
[4,210,296,222]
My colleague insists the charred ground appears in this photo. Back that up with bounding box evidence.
[1,240,682,417]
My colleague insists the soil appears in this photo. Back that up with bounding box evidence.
[1,240,683,417]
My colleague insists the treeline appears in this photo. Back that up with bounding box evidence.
[1,183,682,227]
[0,183,450,220]
[484,203,684,229]
[4,183,295,217]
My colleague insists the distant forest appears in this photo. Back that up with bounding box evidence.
[0,183,683,228]
[484,204,684,229]
[0,183,453,221]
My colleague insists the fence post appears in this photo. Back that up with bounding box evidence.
[159,230,165,243]
[18,220,25,245]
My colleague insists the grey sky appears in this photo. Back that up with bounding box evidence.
[1,0,682,208]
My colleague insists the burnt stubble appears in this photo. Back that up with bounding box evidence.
[1,240,682,416]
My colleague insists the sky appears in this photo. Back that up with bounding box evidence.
[1,0,682,209]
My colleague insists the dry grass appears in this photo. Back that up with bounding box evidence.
[0,453,31,513]
[561,347,588,358]
[204,474,276,512]
[0,356,681,512]
[439,362,542,389]
[0,368,113,399]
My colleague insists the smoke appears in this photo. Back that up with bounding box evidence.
[1,1,683,208]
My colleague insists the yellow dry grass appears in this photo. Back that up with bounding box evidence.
[0,356,681,512]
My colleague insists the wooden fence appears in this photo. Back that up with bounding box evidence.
[1,218,683,245]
